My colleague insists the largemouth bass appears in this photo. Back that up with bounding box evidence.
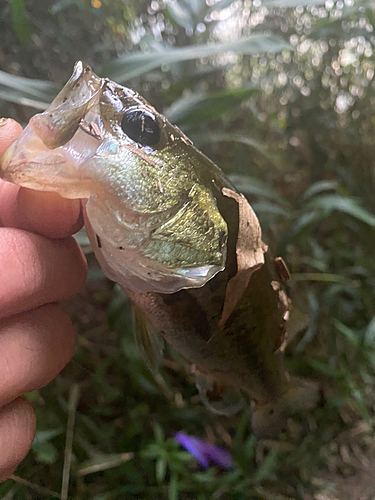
[0,62,318,438]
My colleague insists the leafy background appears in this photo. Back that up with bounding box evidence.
[1,0,375,498]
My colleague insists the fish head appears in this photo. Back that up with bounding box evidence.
[1,61,104,197]
[0,62,228,293]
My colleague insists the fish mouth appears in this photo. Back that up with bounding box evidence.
[0,122,97,199]
[0,125,65,184]
[0,62,105,198]
[28,61,103,150]
[1,61,136,194]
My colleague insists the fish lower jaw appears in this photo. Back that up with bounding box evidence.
[0,166,92,199]
[0,160,41,189]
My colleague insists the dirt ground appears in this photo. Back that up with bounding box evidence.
[316,442,375,500]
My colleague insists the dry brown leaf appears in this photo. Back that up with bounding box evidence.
[219,188,267,326]
[274,256,290,282]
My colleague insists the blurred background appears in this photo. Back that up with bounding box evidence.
[1,0,375,498]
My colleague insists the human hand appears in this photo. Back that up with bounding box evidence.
[0,118,87,481]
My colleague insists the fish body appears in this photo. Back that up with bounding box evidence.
[0,62,318,437]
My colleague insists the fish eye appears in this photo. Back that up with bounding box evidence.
[120,108,161,147]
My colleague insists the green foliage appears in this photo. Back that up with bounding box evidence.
[1,0,375,498]
[0,69,58,109]
[101,35,291,82]
[10,0,34,41]
[263,0,325,5]
[165,86,259,125]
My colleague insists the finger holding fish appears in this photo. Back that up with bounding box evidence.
[0,117,87,481]
[0,119,83,238]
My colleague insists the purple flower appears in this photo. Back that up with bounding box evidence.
[174,432,232,470]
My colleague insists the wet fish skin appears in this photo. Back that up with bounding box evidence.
[0,62,319,437]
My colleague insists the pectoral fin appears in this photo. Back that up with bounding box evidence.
[132,304,164,374]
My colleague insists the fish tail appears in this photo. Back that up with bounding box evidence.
[250,379,320,439]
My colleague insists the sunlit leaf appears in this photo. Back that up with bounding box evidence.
[305,194,375,226]
[169,472,179,500]
[201,133,283,169]
[189,0,207,16]
[33,428,64,444]
[0,70,59,99]
[0,87,50,110]
[310,3,370,37]
[165,87,259,124]
[306,358,342,378]
[166,64,231,97]
[207,0,236,15]
[77,452,134,476]
[50,0,85,14]
[10,0,34,41]
[166,1,195,31]
[262,0,325,6]
[303,180,339,200]
[334,319,359,346]
[295,290,319,353]
[252,201,291,217]
[227,173,289,206]
[287,211,322,239]
[364,316,375,346]
[102,35,292,82]
[0,70,59,109]
[252,449,279,482]
[32,441,58,464]
[290,273,349,283]
[153,423,165,445]
[156,457,167,483]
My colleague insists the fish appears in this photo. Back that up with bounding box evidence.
[0,61,319,438]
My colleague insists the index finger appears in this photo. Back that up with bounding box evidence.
[0,118,83,238]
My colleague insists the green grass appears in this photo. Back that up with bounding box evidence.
[2,241,375,499]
